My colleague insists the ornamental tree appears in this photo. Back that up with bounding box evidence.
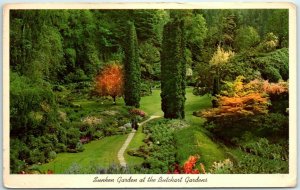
[95,63,124,104]
[161,14,186,119]
[124,21,141,108]
[209,46,235,107]
[201,76,288,119]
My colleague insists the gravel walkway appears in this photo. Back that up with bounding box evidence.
[117,115,161,167]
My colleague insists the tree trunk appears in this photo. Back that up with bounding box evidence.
[113,96,116,105]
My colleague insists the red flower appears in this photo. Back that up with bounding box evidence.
[167,155,205,174]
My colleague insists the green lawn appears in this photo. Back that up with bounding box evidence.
[38,135,128,174]
[140,89,163,116]
[176,88,227,168]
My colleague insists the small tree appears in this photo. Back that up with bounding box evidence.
[209,46,235,107]
[95,63,124,104]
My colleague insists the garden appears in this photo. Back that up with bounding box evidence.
[10,9,289,174]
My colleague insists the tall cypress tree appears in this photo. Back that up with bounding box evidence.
[161,17,186,119]
[124,21,141,108]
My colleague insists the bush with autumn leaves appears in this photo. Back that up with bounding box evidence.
[197,76,288,144]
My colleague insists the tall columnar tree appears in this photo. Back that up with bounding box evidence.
[161,16,186,119]
[124,21,141,108]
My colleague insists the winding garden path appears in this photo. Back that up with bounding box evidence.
[117,115,161,167]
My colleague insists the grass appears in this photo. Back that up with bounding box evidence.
[175,88,227,169]
[38,135,128,173]
[140,89,163,116]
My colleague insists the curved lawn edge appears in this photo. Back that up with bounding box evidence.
[37,135,128,174]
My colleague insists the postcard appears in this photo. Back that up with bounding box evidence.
[3,2,297,188]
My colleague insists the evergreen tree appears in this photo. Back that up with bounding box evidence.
[124,21,141,108]
[161,15,186,119]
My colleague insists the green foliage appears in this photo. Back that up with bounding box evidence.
[10,72,56,135]
[161,16,186,119]
[142,119,176,173]
[10,10,65,82]
[251,113,288,138]
[185,13,208,61]
[234,138,288,173]
[240,138,288,160]
[234,26,260,52]
[265,10,289,48]
[186,14,208,47]
[131,10,161,43]
[253,48,289,82]
[10,139,28,173]
[257,32,279,53]
[140,80,152,96]
[124,21,141,108]
[139,41,161,80]
[66,127,81,150]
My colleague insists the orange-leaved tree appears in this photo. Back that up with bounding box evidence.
[202,76,288,119]
[201,76,288,119]
[95,63,124,104]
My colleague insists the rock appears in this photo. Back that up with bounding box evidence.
[124,123,132,128]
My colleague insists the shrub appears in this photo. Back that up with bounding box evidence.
[240,138,288,161]
[252,48,289,82]
[129,108,146,117]
[168,155,206,174]
[55,143,67,153]
[48,151,57,160]
[29,149,46,164]
[64,163,82,174]
[66,127,81,149]
[140,81,152,96]
[141,119,177,173]
[93,130,104,140]
[76,142,85,152]
[253,113,288,138]
[234,150,288,173]
[103,127,118,136]
[209,159,234,174]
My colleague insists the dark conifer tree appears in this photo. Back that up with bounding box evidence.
[161,16,186,119]
[124,21,141,108]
